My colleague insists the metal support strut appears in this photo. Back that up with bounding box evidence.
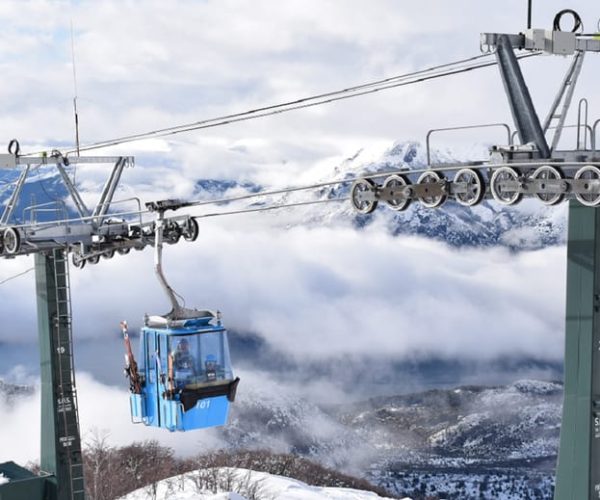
[153,210,210,321]
[495,34,551,157]
[35,249,85,500]
[154,210,184,318]
[543,51,586,151]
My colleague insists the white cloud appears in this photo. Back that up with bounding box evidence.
[0,0,593,184]
[0,371,227,465]
[0,149,568,363]
[0,365,354,465]
[0,379,40,463]
[77,373,225,453]
[54,221,565,363]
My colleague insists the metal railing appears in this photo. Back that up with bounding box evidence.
[426,122,513,166]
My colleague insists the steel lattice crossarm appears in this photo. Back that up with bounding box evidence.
[350,21,600,215]
[0,151,199,266]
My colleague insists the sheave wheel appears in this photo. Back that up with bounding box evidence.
[453,168,485,207]
[531,165,565,206]
[88,254,100,265]
[166,226,182,245]
[417,170,447,208]
[2,227,20,254]
[71,253,86,269]
[350,178,378,214]
[574,165,600,207]
[382,174,411,211]
[183,218,199,242]
[490,167,522,205]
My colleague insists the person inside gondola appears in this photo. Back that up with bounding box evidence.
[172,338,196,387]
[204,354,218,382]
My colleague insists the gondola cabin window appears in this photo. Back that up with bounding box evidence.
[169,332,234,389]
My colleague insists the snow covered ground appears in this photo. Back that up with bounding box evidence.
[119,468,407,500]
[0,473,8,485]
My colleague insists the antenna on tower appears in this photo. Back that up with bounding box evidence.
[527,0,532,29]
[70,20,81,157]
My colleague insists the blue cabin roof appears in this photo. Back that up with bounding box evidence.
[181,316,216,328]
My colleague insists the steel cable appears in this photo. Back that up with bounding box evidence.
[0,266,34,285]
[23,52,540,156]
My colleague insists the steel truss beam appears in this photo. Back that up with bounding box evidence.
[495,35,551,157]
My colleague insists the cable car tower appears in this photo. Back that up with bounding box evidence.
[349,11,600,500]
[0,150,207,500]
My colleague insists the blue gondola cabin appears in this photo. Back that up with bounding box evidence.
[125,313,239,432]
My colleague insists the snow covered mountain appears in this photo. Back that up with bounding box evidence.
[347,380,560,498]
[341,379,561,463]
[0,165,74,224]
[261,140,567,250]
[218,379,561,499]
[0,374,559,498]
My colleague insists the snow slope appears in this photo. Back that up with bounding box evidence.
[119,468,405,500]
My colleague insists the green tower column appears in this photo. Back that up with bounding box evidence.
[555,201,600,499]
[35,250,85,500]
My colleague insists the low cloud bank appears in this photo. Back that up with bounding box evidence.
[0,371,227,465]
[0,224,566,364]
[74,223,567,362]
